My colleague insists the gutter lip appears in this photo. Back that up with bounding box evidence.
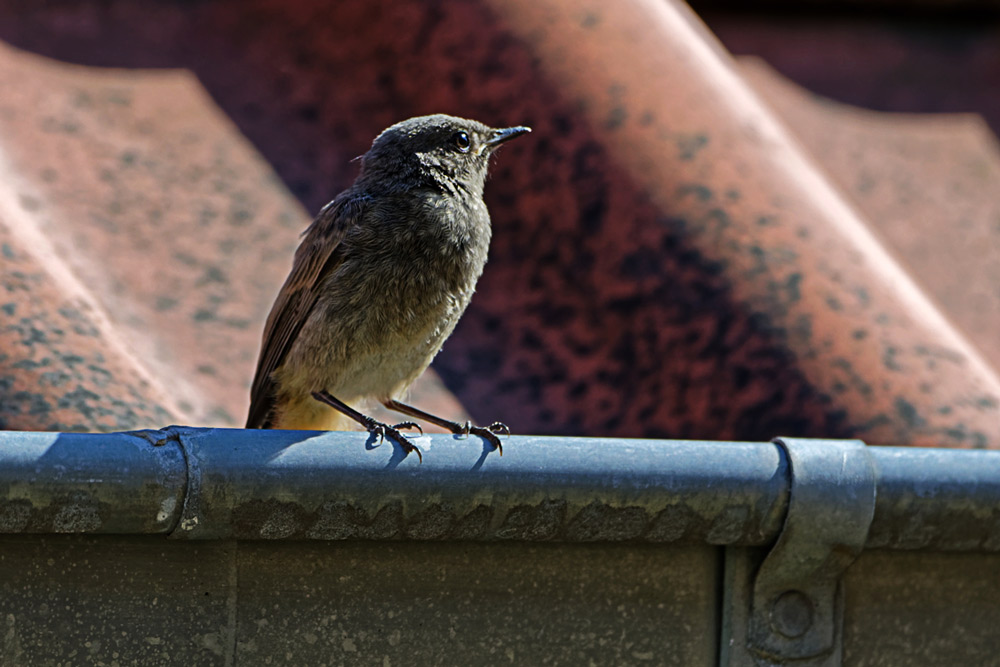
[0,427,998,551]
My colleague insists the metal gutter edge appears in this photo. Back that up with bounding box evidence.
[1,427,999,550]
[868,446,1000,551]
[167,427,789,542]
[0,428,186,534]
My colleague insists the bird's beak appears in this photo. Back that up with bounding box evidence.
[484,126,532,149]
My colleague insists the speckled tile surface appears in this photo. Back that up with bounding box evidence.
[740,57,1000,375]
[0,50,296,429]
[473,0,1000,447]
[0,40,467,431]
[0,220,174,430]
[0,0,997,447]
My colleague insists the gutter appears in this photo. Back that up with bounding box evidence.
[1,427,997,552]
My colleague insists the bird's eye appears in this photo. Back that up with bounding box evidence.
[452,131,471,152]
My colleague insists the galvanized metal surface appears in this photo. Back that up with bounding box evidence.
[174,428,793,544]
[0,429,186,534]
[725,439,877,666]
[1,427,791,545]
[3,428,1000,552]
[2,431,1000,665]
[867,446,1000,551]
[842,550,1000,667]
[749,439,875,663]
[0,536,720,666]
[3,535,997,666]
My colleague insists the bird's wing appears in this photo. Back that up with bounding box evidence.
[246,194,367,428]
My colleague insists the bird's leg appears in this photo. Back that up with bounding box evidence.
[382,399,508,455]
[311,390,423,462]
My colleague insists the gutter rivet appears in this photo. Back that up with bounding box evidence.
[770,590,813,638]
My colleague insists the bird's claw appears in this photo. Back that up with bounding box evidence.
[467,424,505,456]
[452,420,508,455]
[366,420,422,462]
[392,421,423,435]
[487,421,510,436]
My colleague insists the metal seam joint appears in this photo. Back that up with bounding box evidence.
[162,425,205,538]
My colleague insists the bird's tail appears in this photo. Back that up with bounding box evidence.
[270,394,358,432]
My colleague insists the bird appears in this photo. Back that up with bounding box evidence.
[246,114,530,461]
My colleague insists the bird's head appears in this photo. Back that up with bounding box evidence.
[359,114,530,198]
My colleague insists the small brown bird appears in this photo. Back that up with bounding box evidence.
[246,114,530,459]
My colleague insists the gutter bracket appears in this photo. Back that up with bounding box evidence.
[724,438,876,666]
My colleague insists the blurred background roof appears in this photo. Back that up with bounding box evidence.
[0,0,998,447]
